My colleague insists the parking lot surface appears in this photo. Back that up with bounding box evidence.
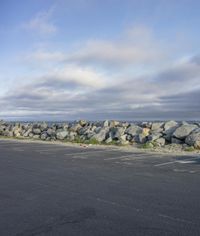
[0,140,200,236]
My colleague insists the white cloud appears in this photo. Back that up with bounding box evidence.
[22,6,57,34]
[25,51,65,63]
[64,26,166,67]
[24,25,166,69]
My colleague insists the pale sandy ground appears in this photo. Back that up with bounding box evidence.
[0,137,199,156]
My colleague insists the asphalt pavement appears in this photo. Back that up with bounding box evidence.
[0,139,200,236]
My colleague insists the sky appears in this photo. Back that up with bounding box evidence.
[0,0,200,121]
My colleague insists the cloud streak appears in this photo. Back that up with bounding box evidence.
[1,54,200,120]
[22,6,57,34]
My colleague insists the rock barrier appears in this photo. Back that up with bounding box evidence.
[0,120,200,149]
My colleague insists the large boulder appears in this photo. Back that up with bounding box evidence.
[91,128,108,142]
[109,120,120,127]
[134,133,147,144]
[185,130,200,148]
[103,120,109,127]
[125,125,142,137]
[163,121,179,141]
[46,128,56,136]
[40,122,48,131]
[110,127,125,140]
[148,132,162,142]
[164,120,178,131]
[79,120,87,127]
[151,122,164,132]
[154,138,165,146]
[69,123,82,132]
[41,132,48,140]
[173,124,198,139]
[32,128,41,135]
[56,130,68,140]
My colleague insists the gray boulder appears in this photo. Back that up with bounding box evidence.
[125,125,142,137]
[23,129,32,137]
[148,132,162,141]
[173,124,198,139]
[163,121,179,141]
[56,130,68,140]
[105,137,113,144]
[134,133,147,144]
[47,128,55,136]
[40,122,48,131]
[185,130,200,147]
[151,122,164,132]
[91,128,108,142]
[41,132,48,140]
[103,120,109,127]
[110,127,125,140]
[164,120,178,131]
[155,138,165,146]
[32,128,41,135]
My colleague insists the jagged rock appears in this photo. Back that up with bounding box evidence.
[110,120,120,127]
[151,122,164,131]
[155,138,165,146]
[0,125,6,134]
[40,122,48,131]
[125,125,142,136]
[134,133,147,144]
[119,134,127,142]
[103,120,109,127]
[142,128,150,136]
[33,135,40,139]
[164,120,178,131]
[79,120,87,127]
[86,131,95,139]
[32,128,41,135]
[28,133,34,138]
[105,137,113,144]
[91,128,108,142]
[148,132,162,141]
[185,130,200,147]
[173,124,198,139]
[47,128,55,136]
[163,120,179,141]
[56,130,68,140]
[141,122,152,128]
[68,131,77,141]
[41,132,48,140]
[23,129,32,138]
[110,127,125,140]
[4,130,13,137]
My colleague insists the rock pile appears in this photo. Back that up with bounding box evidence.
[0,120,200,149]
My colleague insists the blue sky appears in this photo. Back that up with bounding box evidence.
[0,0,200,120]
